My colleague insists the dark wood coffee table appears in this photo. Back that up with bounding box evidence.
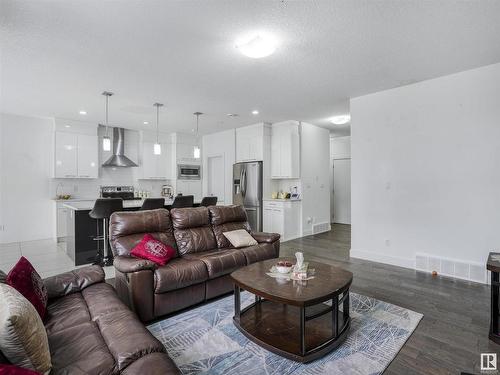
[230,258,353,363]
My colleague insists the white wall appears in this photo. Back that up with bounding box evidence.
[300,122,331,235]
[202,129,235,204]
[351,63,500,271]
[0,113,55,243]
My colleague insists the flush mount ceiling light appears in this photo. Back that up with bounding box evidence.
[99,91,113,151]
[79,110,87,115]
[153,103,164,155]
[235,32,277,58]
[330,115,351,125]
[252,110,259,115]
[143,121,149,125]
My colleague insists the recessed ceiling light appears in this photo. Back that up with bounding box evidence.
[236,32,277,58]
[252,110,259,115]
[227,113,239,117]
[79,110,87,115]
[65,125,71,128]
[330,115,351,125]
[143,121,149,125]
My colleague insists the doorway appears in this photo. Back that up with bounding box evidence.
[207,155,224,204]
[332,159,351,224]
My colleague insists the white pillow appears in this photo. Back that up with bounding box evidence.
[223,229,258,248]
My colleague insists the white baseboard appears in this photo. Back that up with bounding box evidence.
[350,249,416,270]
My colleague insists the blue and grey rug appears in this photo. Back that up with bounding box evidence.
[148,291,422,374]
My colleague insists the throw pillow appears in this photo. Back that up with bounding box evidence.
[0,270,6,284]
[131,234,176,266]
[0,284,52,374]
[6,257,48,320]
[223,229,258,248]
[0,364,42,375]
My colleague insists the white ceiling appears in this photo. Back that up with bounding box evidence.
[1,1,500,137]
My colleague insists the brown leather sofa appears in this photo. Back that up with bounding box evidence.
[0,265,179,374]
[110,205,280,322]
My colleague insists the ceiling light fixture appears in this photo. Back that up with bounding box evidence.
[330,114,351,125]
[227,113,239,117]
[252,110,259,115]
[100,92,113,151]
[153,103,163,155]
[79,110,87,115]
[236,32,277,58]
[143,121,149,125]
[193,112,203,159]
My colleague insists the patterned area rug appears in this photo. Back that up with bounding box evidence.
[148,291,423,374]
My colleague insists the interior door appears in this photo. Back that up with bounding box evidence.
[333,159,351,224]
[207,155,224,203]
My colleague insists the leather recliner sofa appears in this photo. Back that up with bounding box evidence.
[0,266,179,374]
[109,205,280,322]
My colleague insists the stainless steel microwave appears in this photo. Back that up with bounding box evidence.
[177,164,201,180]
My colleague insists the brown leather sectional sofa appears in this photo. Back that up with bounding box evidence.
[110,205,280,322]
[0,266,179,374]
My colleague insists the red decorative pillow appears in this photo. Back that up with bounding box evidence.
[130,234,176,266]
[0,364,42,375]
[6,257,48,320]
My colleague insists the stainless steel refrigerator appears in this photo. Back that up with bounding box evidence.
[233,161,263,231]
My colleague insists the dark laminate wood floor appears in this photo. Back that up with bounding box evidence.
[280,224,500,375]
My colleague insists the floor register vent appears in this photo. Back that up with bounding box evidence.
[415,253,486,284]
[312,222,330,235]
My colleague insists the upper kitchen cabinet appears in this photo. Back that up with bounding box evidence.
[141,141,173,180]
[271,121,300,179]
[235,123,271,162]
[54,131,98,178]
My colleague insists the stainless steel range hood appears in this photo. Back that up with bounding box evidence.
[102,127,138,167]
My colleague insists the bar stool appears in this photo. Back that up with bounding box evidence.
[140,198,165,210]
[89,198,123,266]
[171,195,194,208]
[200,196,217,207]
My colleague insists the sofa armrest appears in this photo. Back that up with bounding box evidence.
[44,265,105,299]
[114,255,157,273]
[251,231,280,244]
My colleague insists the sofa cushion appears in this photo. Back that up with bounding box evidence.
[47,322,115,375]
[0,284,52,374]
[171,207,217,254]
[94,309,166,372]
[235,243,277,264]
[45,293,91,335]
[183,249,247,279]
[208,206,251,248]
[44,265,104,300]
[154,257,208,293]
[6,257,48,319]
[121,352,179,375]
[110,209,177,256]
[81,282,129,322]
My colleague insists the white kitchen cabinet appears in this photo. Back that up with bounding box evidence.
[141,142,172,179]
[271,122,300,179]
[236,124,265,162]
[77,134,98,178]
[55,132,98,178]
[176,180,202,201]
[55,132,78,178]
[263,200,301,241]
[57,206,68,240]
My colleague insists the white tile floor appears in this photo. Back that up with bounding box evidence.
[0,239,115,279]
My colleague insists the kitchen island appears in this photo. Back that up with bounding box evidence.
[63,199,200,265]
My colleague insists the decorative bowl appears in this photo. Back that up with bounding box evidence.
[276,261,293,274]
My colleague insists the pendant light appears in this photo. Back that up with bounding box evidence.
[153,103,163,155]
[101,91,113,151]
[193,112,203,159]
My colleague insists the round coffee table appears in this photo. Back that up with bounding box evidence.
[230,258,353,363]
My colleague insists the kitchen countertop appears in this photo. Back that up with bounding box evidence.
[263,198,302,202]
[63,198,176,211]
